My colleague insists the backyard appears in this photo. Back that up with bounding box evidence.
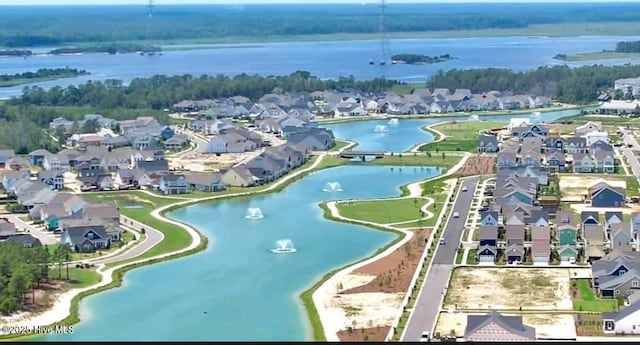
[420,121,506,152]
[571,279,618,313]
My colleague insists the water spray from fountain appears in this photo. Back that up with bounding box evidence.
[245,207,264,219]
[323,182,343,192]
[270,239,297,253]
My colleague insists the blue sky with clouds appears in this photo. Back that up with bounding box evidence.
[3,0,640,5]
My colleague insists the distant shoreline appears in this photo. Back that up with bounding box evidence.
[5,21,640,55]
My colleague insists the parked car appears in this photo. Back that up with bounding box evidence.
[453,212,459,218]
[420,331,431,342]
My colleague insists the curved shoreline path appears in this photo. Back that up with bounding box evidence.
[313,152,471,341]
[0,153,329,335]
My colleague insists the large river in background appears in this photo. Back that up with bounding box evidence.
[2,35,640,99]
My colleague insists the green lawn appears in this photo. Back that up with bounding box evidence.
[337,197,428,224]
[554,51,640,62]
[558,114,640,126]
[329,140,354,152]
[572,279,618,312]
[627,176,640,194]
[364,153,462,169]
[420,121,506,152]
[48,267,102,288]
[466,249,478,265]
[455,248,464,264]
[396,219,433,228]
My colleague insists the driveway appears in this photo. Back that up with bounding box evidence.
[92,215,164,265]
[402,177,480,341]
[4,214,59,245]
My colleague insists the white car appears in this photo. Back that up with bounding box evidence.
[420,331,430,342]
[453,212,459,218]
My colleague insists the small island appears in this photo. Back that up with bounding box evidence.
[0,68,90,88]
[391,53,454,65]
[48,43,162,55]
[0,49,33,57]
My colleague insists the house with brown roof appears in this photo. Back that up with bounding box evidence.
[464,311,536,341]
[531,226,551,264]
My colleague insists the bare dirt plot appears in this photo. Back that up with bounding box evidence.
[337,325,391,342]
[559,175,626,202]
[445,268,573,311]
[457,156,495,176]
[435,311,577,340]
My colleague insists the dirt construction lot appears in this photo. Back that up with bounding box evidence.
[435,311,577,339]
[444,267,574,311]
[558,175,626,202]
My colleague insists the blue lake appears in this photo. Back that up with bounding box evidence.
[1,35,639,98]
[324,108,585,152]
[44,165,442,341]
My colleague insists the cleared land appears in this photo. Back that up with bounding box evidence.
[333,227,430,341]
[558,175,638,202]
[420,121,506,152]
[444,267,574,311]
[457,156,495,176]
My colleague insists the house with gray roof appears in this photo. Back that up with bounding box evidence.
[593,150,616,173]
[185,172,225,192]
[477,225,498,263]
[505,224,525,263]
[565,137,588,154]
[6,157,31,171]
[497,152,518,169]
[464,311,536,341]
[0,150,15,169]
[37,170,65,191]
[610,223,633,251]
[584,223,607,263]
[60,222,110,253]
[221,165,258,187]
[77,168,114,191]
[2,169,30,195]
[6,234,42,248]
[603,292,640,335]
[477,134,498,153]
[592,250,640,298]
[157,174,188,195]
[135,159,170,177]
[545,148,566,172]
[288,128,335,151]
[164,134,189,151]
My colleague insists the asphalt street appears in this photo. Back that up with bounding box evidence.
[402,176,480,342]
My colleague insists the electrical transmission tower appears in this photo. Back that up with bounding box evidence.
[369,0,392,67]
[142,0,156,55]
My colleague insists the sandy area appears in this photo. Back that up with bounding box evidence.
[445,268,573,311]
[168,151,252,172]
[458,156,495,176]
[327,291,404,332]
[559,175,626,202]
[435,311,577,340]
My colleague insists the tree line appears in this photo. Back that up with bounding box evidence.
[2,3,640,47]
[616,41,640,53]
[0,241,73,315]
[425,64,640,104]
[9,71,399,110]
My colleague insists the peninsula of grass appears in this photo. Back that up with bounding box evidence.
[554,51,640,62]
[329,139,355,152]
[572,279,618,312]
[420,121,506,152]
[336,197,430,224]
[363,153,461,169]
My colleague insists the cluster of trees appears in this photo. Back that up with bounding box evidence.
[49,44,161,55]
[1,3,640,47]
[0,68,88,83]
[425,64,640,104]
[0,49,32,57]
[392,54,453,64]
[615,40,640,53]
[0,242,73,315]
[10,71,399,110]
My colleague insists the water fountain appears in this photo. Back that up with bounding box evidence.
[270,239,297,254]
[245,207,264,219]
[373,125,388,133]
[322,182,343,192]
[387,118,399,125]
[468,114,480,121]
[531,111,541,117]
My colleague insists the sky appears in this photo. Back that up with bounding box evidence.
[3,0,640,5]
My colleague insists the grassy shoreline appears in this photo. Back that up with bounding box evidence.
[554,51,640,62]
[51,21,640,49]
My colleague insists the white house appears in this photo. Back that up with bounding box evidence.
[603,293,640,335]
[583,131,609,147]
[576,121,603,135]
[615,77,640,97]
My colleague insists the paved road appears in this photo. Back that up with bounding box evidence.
[4,214,58,245]
[622,131,640,180]
[402,177,480,341]
[92,215,164,265]
[622,130,640,151]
